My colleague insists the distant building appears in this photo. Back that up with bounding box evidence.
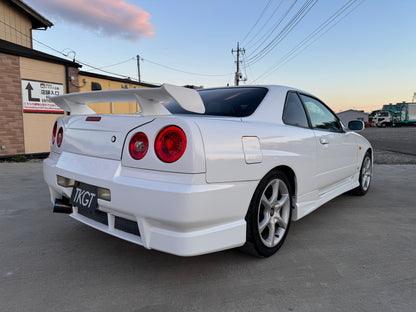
[337,109,369,125]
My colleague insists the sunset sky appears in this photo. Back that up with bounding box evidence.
[26,0,416,113]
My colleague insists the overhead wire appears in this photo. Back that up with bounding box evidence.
[141,58,233,77]
[244,0,298,54]
[242,56,251,85]
[75,59,134,78]
[2,18,233,81]
[97,57,136,69]
[245,0,318,66]
[240,0,274,45]
[0,19,69,58]
[2,17,235,81]
[0,19,136,79]
[252,0,363,83]
[251,0,365,83]
[244,0,293,51]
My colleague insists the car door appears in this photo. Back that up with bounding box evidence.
[281,92,318,201]
[299,94,358,194]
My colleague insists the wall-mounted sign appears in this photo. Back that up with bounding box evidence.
[21,79,64,113]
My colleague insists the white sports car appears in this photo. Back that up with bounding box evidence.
[43,84,372,257]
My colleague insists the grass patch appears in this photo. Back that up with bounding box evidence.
[9,155,28,162]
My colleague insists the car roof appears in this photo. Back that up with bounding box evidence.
[199,85,314,124]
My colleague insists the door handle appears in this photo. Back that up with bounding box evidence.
[320,138,329,145]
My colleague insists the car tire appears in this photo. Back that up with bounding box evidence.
[241,170,292,257]
[350,152,372,196]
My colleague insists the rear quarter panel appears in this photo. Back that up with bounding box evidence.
[195,118,318,203]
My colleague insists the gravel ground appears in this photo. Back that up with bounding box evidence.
[361,127,416,164]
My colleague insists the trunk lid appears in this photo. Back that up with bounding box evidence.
[61,115,154,160]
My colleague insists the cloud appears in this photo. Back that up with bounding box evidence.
[30,0,155,41]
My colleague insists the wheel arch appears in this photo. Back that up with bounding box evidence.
[364,147,373,164]
[241,164,297,257]
[261,165,297,207]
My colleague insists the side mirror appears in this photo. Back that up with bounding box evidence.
[348,120,364,132]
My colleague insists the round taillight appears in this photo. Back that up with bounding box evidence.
[52,121,57,144]
[57,127,63,148]
[129,132,149,160]
[155,126,187,163]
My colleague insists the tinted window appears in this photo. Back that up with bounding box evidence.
[300,94,343,133]
[165,87,268,117]
[282,92,309,128]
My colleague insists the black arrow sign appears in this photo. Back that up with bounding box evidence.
[25,83,40,102]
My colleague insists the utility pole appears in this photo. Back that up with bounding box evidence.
[232,42,246,86]
[136,55,141,83]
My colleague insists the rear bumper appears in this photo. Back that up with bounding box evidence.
[43,152,257,256]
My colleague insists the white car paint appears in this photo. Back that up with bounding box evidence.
[43,84,372,256]
[52,83,205,115]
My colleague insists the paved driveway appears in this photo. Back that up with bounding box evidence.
[1,162,415,312]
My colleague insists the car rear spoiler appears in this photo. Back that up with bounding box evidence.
[50,84,205,116]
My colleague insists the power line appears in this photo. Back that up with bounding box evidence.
[142,57,233,77]
[245,0,318,66]
[242,56,253,85]
[75,59,133,78]
[245,0,298,54]
[0,18,136,79]
[245,0,317,64]
[98,57,136,69]
[0,19,67,57]
[240,0,274,45]
[252,0,362,82]
[244,0,294,50]
[2,18,232,80]
[251,0,365,83]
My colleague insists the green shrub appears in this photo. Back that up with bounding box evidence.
[10,155,27,162]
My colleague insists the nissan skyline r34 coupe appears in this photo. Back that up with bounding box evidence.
[43,84,372,257]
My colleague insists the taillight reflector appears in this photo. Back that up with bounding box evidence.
[57,127,63,147]
[129,132,149,160]
[155,126,187,163]
[52,121,57,144]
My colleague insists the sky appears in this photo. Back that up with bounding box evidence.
[25,0,416,113]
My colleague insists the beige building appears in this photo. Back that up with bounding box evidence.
[0,0,52,48]
[0,0,157,158]
[78,71,157,115]
[0,0,80,157]
[0,38,80,157]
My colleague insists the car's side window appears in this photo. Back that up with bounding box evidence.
[282,92,309,128]
[300,94,343,133]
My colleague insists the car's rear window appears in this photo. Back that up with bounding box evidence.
[165,87,268,117]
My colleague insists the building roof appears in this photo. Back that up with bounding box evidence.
[9,0,53,29]
[0,38,80,67]
[79,71,159,88]
[338,109,368,115]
